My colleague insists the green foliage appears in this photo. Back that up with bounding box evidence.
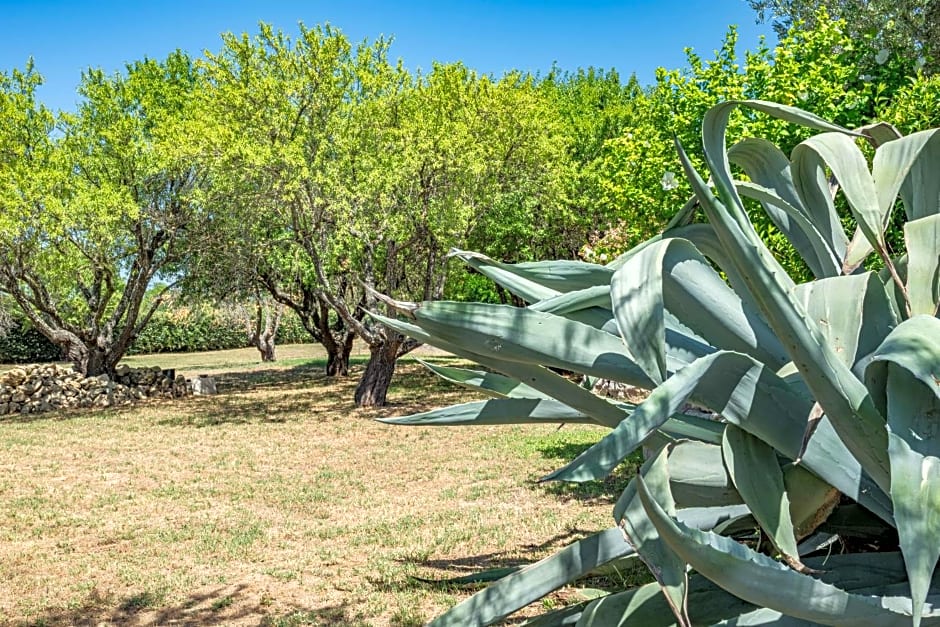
[127,299,308,355]
[748,0,939,74]
[585,11,932,279]
[0,52,212,375]
[0,318,60,363]
[382,101,940,625]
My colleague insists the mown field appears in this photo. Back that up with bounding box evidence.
[0,344,640,626]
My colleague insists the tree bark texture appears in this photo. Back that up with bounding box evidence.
[250,300,282,362]
[354,339,400,407]
[325,332,354,376]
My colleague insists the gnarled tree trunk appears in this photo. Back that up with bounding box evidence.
[354,331,420,408]
[354,339,400,407]
[325,331,354,376]
[249,300,282,362]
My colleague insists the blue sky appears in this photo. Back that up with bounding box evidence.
[1,1,775,112]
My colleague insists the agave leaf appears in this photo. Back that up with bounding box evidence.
[663,223,766,318]
[510,259,615,291]
[427,527,634,627]
[529,285,612,318]
[448,249,561,302]
[411,567,520,586]
[791,272,900,373]
[522,602,590,626]
[540,351,730,483]
[636,476,919,626]
[415,360,549,399]
[577,578,801,627]
[582,551,918,627]
[525,286,616,331]
[792,133,885,253]
[665,440,743,508]
[734,180,842,279]
[873,128,940,221]
[681,124,892,494]
[729,137,844,277]
[658,414,725,446]
[858,121,904,147]
[702,100,854,245]
[378,398,603,426]
[610,242,669,385]
[617,447,690,625]
[543,350,893,528]
[868,315,940,398]
[450,249,613,295]
[412,302,657,388]
[612,237,789,378]
[675,504,752,531]
[722,425,802,567]
[371,312,633,428]
[867,315,940,626]
[905,214,940,316]
[576,581,676,627]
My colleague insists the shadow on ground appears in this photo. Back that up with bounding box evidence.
[402,527,597,583]
[16,584,364,626]
[530,439,641,505]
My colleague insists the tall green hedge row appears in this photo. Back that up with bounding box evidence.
[0,303,312,363]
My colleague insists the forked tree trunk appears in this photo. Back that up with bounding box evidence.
[354,339,400,407]
[324,330,354,376]
[257,336,277,362]
[63,340,113,377]
[250,301,282,362]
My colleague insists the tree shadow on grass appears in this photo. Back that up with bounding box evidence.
[209,358,370,393]
[16,584,361,627]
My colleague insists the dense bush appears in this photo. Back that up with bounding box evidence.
[0,319,61,363]
[585,9,933,277]
[127,300,310,355]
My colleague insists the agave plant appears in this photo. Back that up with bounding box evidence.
[377,100,940,626]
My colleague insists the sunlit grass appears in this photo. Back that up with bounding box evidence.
[0,345,634,626]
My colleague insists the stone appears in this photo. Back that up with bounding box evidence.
[0,363,191,417]
[191,375,217,395]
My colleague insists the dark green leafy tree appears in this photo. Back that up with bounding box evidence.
[748,0,939,73]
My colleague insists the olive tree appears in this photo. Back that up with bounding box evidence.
[0,54,210,376]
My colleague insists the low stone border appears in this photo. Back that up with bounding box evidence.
[0,363,191,416]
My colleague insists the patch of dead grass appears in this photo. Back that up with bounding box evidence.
[0,347,637,626]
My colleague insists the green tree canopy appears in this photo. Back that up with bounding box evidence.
[748,0,939,73]
[0,52,211,375]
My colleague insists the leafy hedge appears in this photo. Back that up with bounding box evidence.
[127,301,309,355]
[0,320,61,363]
[0,302,312,363]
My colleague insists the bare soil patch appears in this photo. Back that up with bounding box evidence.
[0,346,635,626]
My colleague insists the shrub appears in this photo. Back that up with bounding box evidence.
[0,318,60,363]
[128,299,311,355]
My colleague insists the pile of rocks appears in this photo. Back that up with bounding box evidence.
[0,363,191,416]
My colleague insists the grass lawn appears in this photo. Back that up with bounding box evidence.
[0,344,641,626]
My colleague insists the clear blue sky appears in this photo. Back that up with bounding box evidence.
[1,0,775,112]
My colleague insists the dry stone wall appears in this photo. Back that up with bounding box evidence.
[0,363,191,416]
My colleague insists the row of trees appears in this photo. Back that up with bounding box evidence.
[1,6,937,405]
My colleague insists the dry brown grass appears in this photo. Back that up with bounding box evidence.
[0,346,638,626]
